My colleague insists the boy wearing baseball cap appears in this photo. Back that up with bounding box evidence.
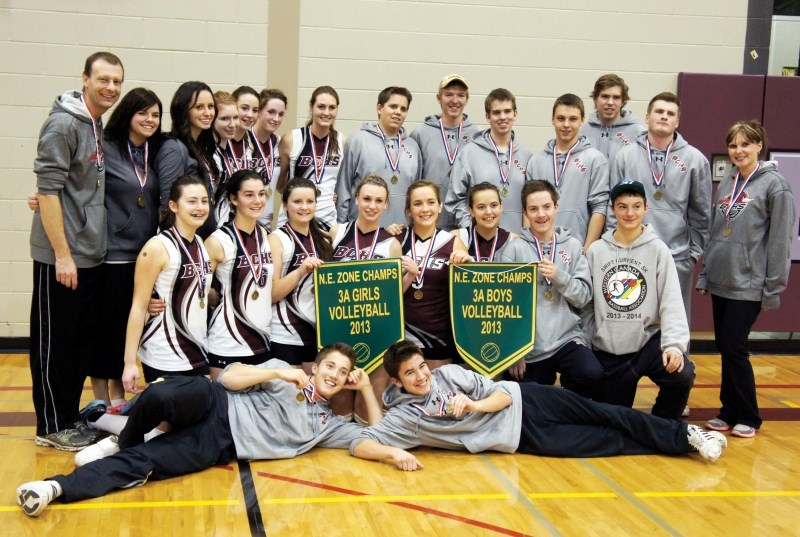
[409,74,479,230]
[586,179,695,420]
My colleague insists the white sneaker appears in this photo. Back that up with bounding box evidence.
[17,480,60,517]
[704,429,728,449]
[74,435,119,467]
[687,424,724,463]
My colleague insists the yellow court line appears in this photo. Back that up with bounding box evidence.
[260,493,510,505]
[781,400,800,408]
[527,492,617,499]
[0,499,239,512]
[635,491,800,498]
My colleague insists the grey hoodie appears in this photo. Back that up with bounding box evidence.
[409,114,480,230]
[31,91,107,267]
[609,131,711,262]
[586,224,689,356]
[580,109,644,164]
[696,161,795,309]
[335,123,422,226]
[526,136,609,245]
[445,129,532,232]
[496,227,592,361]
[350,364,522,454]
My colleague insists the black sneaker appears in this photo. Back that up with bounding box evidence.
[78,400,107,425]
[34,426,97,452]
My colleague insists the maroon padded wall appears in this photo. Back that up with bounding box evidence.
[676,73,765,158]
[763,76,800,150]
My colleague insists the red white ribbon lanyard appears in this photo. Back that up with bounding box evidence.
[410,229,436,289]
[486,133,512,189]
[250,129,275,184]
[216,145,235,178]
[376,125,401,175]
[552,139,580,190]
[79,95,104,174]
[303,382,327,404]
[532,235,556,285]
[411,393,446,416]
[233,136,248,168]
[127,140,148,191]
[226,143,241,172]
[170,227,207,301]
[645,137,674,190]
[472,227,498,262]
[200,156,218,190]
[439,118,463,166]
[725,163,761,222]
[353,224,379,261]
[310,127,330,185]
[285,225,317,261]
[231,223,265,288]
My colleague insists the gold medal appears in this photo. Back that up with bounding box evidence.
[266,187,273,197]
[296,393,305,402]
[544,290,554,301]
[252,290,259,300]
[137,196,145,208]
[654,190,663,201]
[199,298,205,309]
[413,289,423,300]
[501,187,508,197]
[391,175,398,184]
[445,402,454,414]
[722,227,732,238]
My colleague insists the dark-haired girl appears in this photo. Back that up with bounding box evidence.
[170,82,219,236]
[122,176,212,393]
[90,88,169,407]
[249,88,287,227]
[269,178,332,373]
[277,86,344,228]
[205,170,274,380]
[452,181,516,262]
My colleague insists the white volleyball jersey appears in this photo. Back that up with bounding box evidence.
[208,222,273,357]
[139,230,212,371]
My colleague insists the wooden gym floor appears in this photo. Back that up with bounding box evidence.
[1,352,799,537]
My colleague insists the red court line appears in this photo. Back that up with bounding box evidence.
[258,471,535,537]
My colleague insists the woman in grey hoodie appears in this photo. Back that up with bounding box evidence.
[697,121,796,439]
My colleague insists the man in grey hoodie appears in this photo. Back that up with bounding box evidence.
[29,52,124,451]
[445,88,532,232]
[608,92,711,323]
[17,343,382,517]
[350,340,726,470]
[586,180,695,420]
[579,74,644,164]
[336,86,422,226]
[409,74,480,230]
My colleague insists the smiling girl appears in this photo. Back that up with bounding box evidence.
[278,86,344,228]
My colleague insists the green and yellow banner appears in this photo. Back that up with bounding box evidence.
[450,263,537,377]
[314,258,404,373]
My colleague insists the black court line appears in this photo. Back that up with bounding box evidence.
[237,459,267,537]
